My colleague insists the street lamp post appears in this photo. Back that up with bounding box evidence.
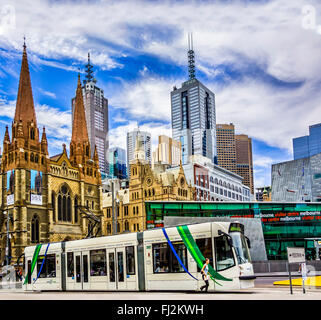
[4,211,10,266]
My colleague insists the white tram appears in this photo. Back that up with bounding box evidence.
[23,222,255,292]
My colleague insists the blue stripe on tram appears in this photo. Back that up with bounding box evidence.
[162,228,198,281]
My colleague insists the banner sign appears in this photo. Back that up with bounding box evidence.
[231,211,321,223]
[7,194,14,206]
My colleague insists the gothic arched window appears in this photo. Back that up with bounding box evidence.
[52,191,56,221]
[31,215,39,243]
[30,128,35,140]
[74,196,78,223]
[57,184,72,222]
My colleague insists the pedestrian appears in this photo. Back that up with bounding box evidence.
[200,258,210,292]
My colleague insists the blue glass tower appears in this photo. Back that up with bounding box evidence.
[293,123,321,160]
[108,147,127,179]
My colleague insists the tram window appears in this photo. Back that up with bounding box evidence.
[76,256,81,283]
[109,253,115,282]
[215,235,235,271]
[152,242,187,273]
[36,254,56,278]
[126,246,135,275]
[83,255,89,283]
[67,252,74,277]
[117,252,124,282]
[27,260,31,284]
[90,249,107,276]
[196,238,213,271]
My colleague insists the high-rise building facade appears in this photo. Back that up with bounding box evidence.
[171,34,216,165]
[235,134,254,195]
[293,123,321,160]
[216,123,237,173]
[108,147,127,179]
[152,135,181,167]
[127,129,151,169]
[72,53,108,175]
[216,124,254,194]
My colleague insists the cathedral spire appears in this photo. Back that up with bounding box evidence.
[71,74,89,145]
[4,125,10,143]
[70,74,91,165]
[14,40,37,138]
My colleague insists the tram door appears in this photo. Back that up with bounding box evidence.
[107,248,127,290]
[74,251,90,290]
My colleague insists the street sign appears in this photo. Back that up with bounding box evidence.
[287,247,305,264]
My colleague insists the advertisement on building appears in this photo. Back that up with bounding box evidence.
[6,170,14,205]
[30,170,43,205]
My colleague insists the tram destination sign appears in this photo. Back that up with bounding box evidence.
[287,247,305,264]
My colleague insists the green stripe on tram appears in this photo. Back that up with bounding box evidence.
[177,225,232,284]
[23,244,42,285]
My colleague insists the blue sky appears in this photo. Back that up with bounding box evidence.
[1,0,321,187]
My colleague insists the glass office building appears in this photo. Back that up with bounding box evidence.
[293,123,321,160]
[145,201,321,260]
[108,147,127,179]
[171,79,216,165]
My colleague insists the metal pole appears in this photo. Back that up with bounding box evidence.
[6,211,10,266]
[301,262,306,294]
[288,262,293,295]
[112,181,115,235]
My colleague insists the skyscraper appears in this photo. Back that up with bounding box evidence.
[171,34,216,165]
[216,124,254,194]
[72,53,109,175]
[235,134,254,195]
[127,129,151,170]
[152,135,181,167]
[108,147,127,179]
[216,123,237,173]
[293,123,321,160]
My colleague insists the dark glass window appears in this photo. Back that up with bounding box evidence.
[90,250,107,276]
[109,253,115,282]
[126,246,135,275]
[76,256,81,283]
[83,255,88,282]
[74,197,78,223]
[67,252,74,277]
[36,254,56,278]
[31,215,39,243]
[153,242,187,273]
[117,252,124,282]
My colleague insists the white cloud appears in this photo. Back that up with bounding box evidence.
[109,76,182,122]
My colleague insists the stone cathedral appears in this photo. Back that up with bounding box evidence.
[0,43,102,265]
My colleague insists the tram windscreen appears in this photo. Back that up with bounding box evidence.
[229,224,251,264]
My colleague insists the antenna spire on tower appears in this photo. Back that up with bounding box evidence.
[187,33,195,80]
[85,51,94,83]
